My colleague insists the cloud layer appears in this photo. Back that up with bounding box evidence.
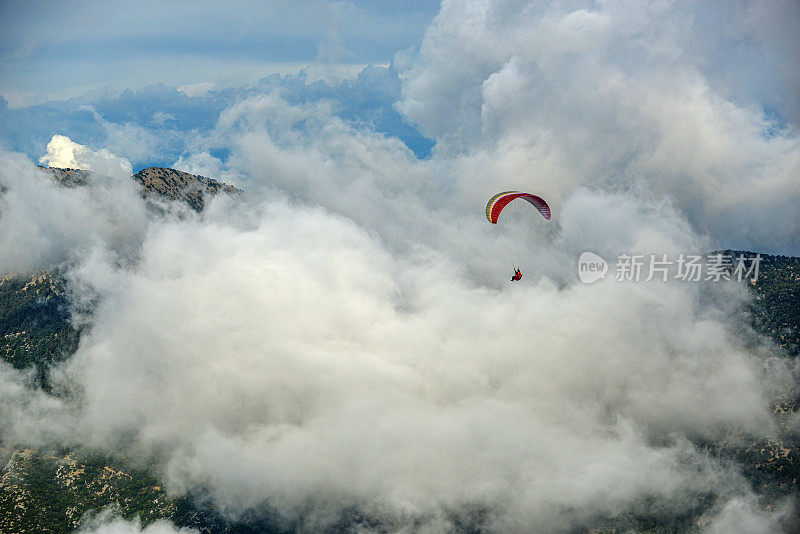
[53,186,785,531]
[399,0,800,254]
[0,0,798,532]
[0,145,145,273]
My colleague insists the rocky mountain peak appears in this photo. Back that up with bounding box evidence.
[132,167,240,211]
[34,165,241,212]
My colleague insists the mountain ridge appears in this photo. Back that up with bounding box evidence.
[36,165,241,212]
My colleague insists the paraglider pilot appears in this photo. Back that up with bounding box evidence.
[485,191,550,284]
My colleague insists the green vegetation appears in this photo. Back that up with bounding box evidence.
[0,448,176,533]
[744,252,800,357]
[0,273,80,388]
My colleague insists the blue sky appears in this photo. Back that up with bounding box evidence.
[0,66,436,166]
[0,1,440,105]
[0,1,441,164]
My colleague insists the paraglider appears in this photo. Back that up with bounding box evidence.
[485,191,551,281]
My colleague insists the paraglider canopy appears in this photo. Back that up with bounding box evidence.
[485,191,551,274]
[485,191,551,224]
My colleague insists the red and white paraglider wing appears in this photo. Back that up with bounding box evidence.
[485,191,551,224]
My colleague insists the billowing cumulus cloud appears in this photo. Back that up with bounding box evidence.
[3,98,788,529]
[0,147,147,273]
[39,134,133,178]
[209,93,440,251]
[35,165,788,530]
[0,0,797,531]
[398,0,800,254]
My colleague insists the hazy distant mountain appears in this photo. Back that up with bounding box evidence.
[37,165,241,212]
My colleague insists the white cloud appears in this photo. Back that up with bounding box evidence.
[211,93,437,255]
[5,106,786,528]
[398,0,800,254]
[171,151,243,188]
[0,364,75,449]
[77,106,162,166]
[0,147,147,273]
[44,182,781,530]
[702,496,794,534]
[176,82,217,98]
[76,509,197,534]
[39,134,133,178]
